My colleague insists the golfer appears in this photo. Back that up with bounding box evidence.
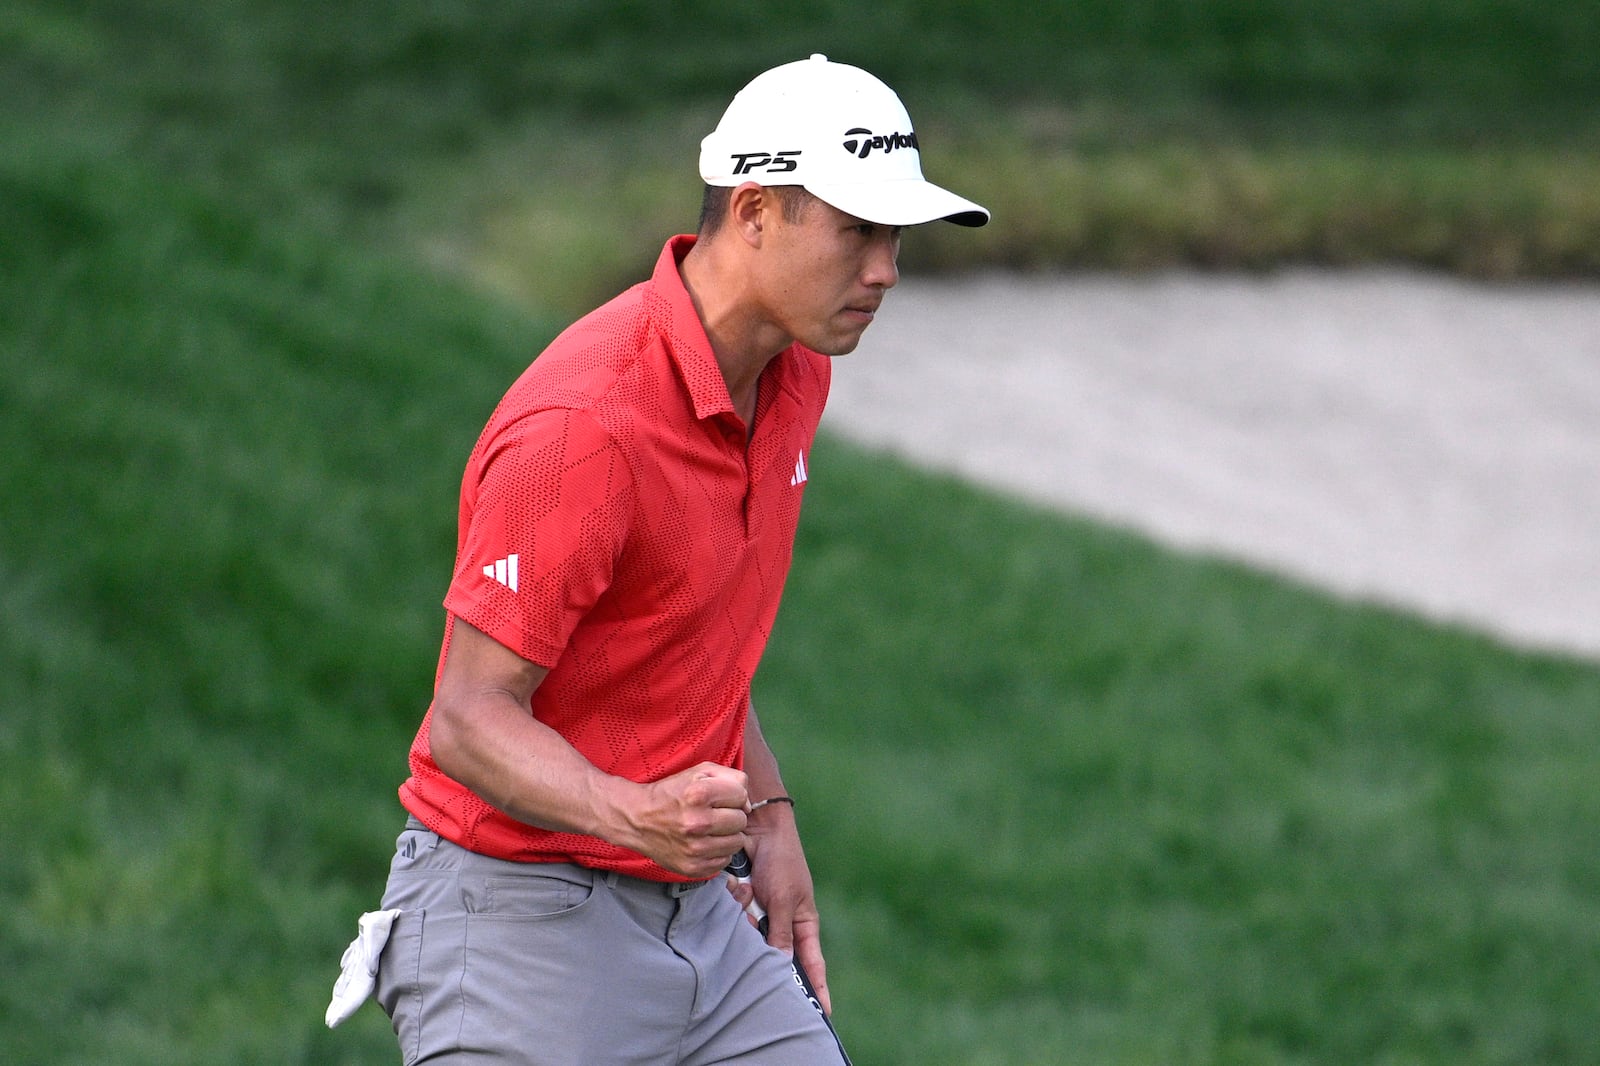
[331,54,987,1063]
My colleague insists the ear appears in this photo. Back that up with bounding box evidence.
[728,182,772,248]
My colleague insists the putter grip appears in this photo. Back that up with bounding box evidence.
[726,849,770,928]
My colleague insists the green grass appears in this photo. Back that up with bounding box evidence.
[0,150,539,1064]
[5,1,1600,1062]
[5,0,1597,312]
[769,441,1600,1063]
[460,130,1600,318]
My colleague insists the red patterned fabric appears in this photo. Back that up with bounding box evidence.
[399,236,830,879]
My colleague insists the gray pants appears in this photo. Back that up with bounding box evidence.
[374,818,847,1064]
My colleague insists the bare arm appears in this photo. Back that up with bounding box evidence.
[428,618,751,879]
[739,703,832,1013]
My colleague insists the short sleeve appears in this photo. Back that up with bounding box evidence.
[445,406,635,667]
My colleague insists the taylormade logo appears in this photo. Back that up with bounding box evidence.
[841,127,918,159]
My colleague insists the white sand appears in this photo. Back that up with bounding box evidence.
[826,269,1600,661]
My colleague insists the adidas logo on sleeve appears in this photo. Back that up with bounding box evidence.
[483,553,519,593]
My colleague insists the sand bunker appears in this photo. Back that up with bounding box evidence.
[828,269,1600,661]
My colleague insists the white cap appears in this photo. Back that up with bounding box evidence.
[699,54,989,228]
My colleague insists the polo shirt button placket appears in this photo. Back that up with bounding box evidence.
[716,415,756,531]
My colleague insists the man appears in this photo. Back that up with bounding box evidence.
[329,54,987,1063]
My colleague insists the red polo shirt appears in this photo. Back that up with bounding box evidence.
[398,235,830,879]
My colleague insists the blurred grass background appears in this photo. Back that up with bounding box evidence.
[3,2,1599,1063]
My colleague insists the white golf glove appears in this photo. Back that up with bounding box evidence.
[325,909,401,1028]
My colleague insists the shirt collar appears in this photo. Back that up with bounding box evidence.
[647,234,803,423]
[647,235,735,421]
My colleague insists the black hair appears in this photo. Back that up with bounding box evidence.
[697,184,816,240]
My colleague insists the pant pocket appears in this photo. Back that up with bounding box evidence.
[374,908,428,1066]
[452,887,621,1060]
[477,867,596,916]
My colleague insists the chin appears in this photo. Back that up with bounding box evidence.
[809,332,865,358]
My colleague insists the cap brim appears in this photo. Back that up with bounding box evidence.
[806,178,990,228]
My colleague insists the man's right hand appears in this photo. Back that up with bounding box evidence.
[622,763,751,879]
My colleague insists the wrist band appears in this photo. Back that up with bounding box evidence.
[749,796,795,813]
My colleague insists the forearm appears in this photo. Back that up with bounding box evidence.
[742,701,790,806]
[742,705,801,852]
[739,701,831,1008]
[430,687,636,841]
[434,693,751,875]
[427,617,656,855]
[428,620,751,877]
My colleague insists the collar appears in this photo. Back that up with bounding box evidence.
[647,235,735,422]
[647,234,801,424]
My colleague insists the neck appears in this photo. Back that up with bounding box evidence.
[679,237,789,428]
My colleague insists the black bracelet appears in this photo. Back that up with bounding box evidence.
[749,795,796,813]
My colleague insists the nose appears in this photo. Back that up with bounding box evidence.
[863,231,900,290]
